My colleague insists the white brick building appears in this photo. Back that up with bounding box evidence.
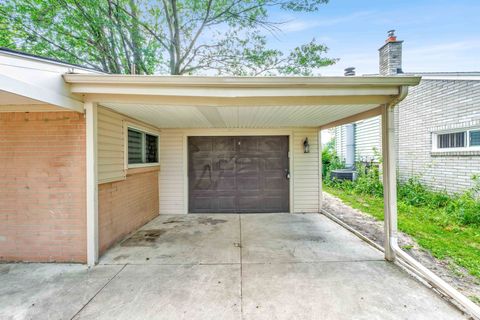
[334,32,480,194]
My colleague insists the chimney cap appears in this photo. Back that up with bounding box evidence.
[344,67,356,76]
[386,29,397,42]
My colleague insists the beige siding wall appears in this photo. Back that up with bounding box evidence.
[159,128,320,214]
[292,128,320,212]
[98,107,125,183]
[355,116,381,161]
[97,106,160,183]
[159,129,185,214]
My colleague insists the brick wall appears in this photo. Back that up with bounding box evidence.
[0,112,86,262]
[397,79,480,194]
[334,78,480,194]
[98,168,159,255]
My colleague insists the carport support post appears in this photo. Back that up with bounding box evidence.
[85,102,98,267]
[318,128,323,211]
[381,103,397,262]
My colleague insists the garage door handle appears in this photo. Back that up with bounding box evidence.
[285,169,290,180]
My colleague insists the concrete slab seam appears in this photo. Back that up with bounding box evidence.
[69,264,127,320]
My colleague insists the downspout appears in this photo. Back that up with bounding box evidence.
[385,85,480,318]
[345,124,355,169]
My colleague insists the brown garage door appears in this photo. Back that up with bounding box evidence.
[188,136,289,213]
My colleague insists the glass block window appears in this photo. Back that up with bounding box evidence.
[437,132,465,149]
[433,128,480,151]
[127,127,159,165]
[128,128,144,164]
[470,130,480,147]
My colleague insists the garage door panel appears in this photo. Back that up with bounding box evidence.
[192,196,236,213]
[192,178,214,190]
[217,177,237,190]
[237,177,260,191]
[265,157,284,170]
[188,136,289,213]
[189,137,214,152]
[191,158,213,170]
[238,137,258,152]
[258,136,283,152]
[262,197,286,211]
[237,158,259,173]
[216,157,235,171]
[264,176,285,190]
[214,136,236,151]
[237,196,263,210]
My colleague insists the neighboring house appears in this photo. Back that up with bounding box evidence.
[0,46,420,266]
[334,32,480,194]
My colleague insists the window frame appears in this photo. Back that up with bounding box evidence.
[125,123,160,169]
[432,127,480,152]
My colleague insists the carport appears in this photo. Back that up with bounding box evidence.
[64,74,420,265]
[60,74,479,317]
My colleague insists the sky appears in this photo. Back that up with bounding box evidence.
[266,0,480,76]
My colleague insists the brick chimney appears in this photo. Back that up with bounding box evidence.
[379,30,403,75]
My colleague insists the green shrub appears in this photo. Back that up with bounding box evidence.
[321,137,480,226]
[445,175,480,226]
[352,162,383,197]
[323,152,480,227]
[322,141,344,178]
[398,178,450,209]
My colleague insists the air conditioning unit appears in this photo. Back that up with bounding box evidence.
[330,169,357,181]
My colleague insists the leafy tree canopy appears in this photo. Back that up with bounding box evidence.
[0,0,337,75]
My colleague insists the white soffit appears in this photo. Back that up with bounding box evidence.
[100,103,379,128]
[0,90,43,105]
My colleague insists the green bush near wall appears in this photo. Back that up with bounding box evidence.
[322,146,480,281]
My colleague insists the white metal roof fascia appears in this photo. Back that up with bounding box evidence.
[63,74,421,87]
[0,73,84,112]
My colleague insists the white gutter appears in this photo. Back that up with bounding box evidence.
[63,74,421,87]
[321,208,479,318]
[393,244,480,318]
[384,85,480,319]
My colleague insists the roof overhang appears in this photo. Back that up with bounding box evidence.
[0,74,84,112]
[62,74,421,129]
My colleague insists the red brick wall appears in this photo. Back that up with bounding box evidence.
[0,112,86,262]
[98,168,159,255]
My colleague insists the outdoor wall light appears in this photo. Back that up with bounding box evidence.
[303,137,310,153]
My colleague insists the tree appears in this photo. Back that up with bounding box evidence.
[0,0,337,75]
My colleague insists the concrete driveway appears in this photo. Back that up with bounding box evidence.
[0,213,467,319]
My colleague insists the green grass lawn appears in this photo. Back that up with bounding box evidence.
[324,185,480,281]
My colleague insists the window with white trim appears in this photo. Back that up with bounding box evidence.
[432,128,480,152]
[127,127,159,166]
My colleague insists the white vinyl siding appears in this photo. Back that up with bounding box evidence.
[335,116,381,163]
[97,106,160,184]
[98,107,125,183]
[335,125,347,161]
[159,130,185,214]
[355,116,381,161]
[292,128,320,213]
[159,128,320,214]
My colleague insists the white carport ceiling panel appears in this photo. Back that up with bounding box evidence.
[219,105,378,128]
[101,103,213,128]
[100,103,378,129]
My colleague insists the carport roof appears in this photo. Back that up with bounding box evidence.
[64,74,421,129]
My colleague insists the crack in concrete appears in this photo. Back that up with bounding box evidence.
[69,264,127,320]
